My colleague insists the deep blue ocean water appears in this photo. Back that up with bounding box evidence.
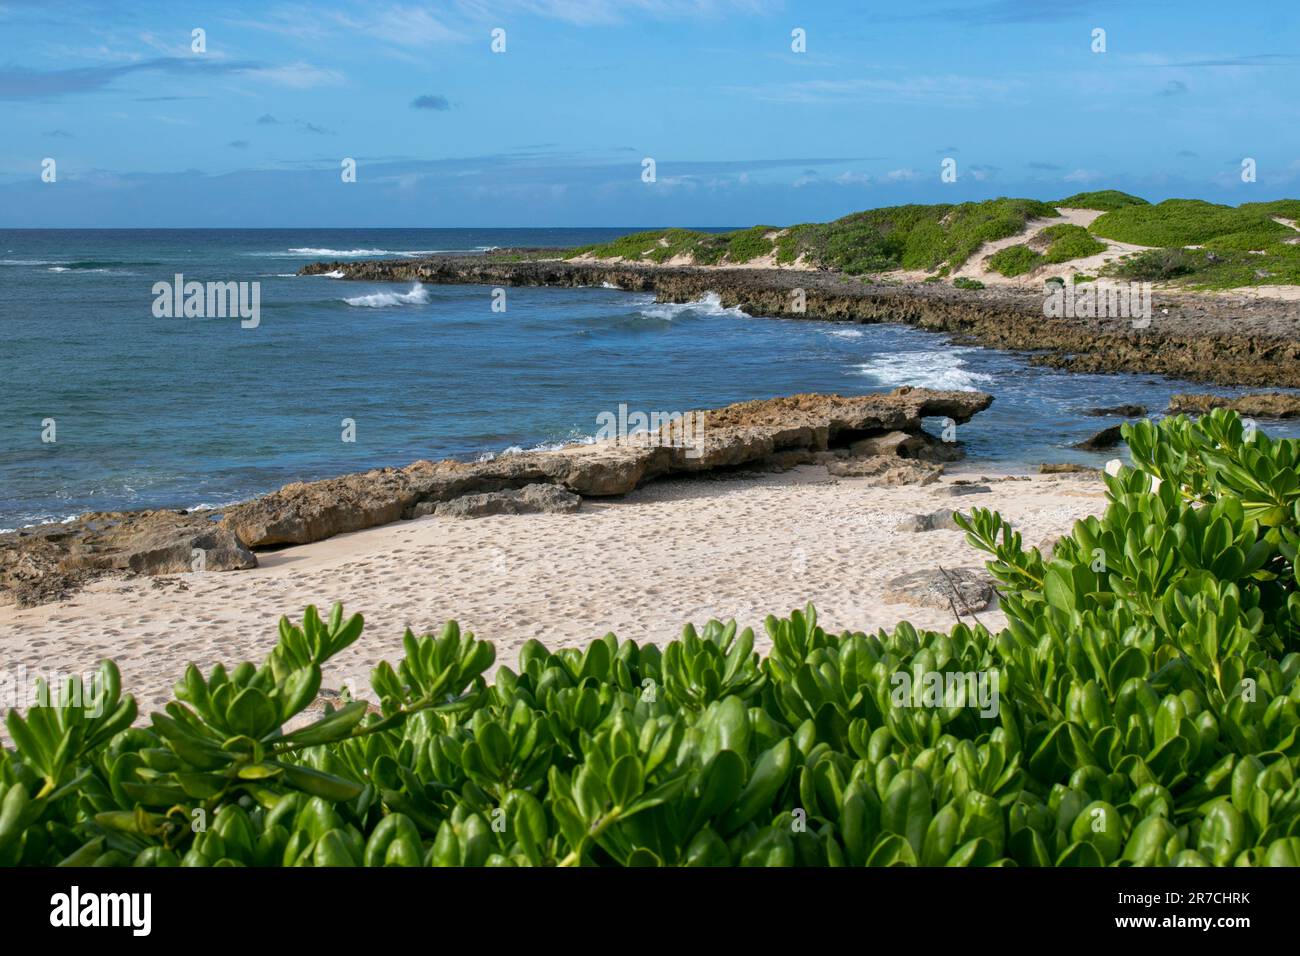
[2,228,1296,530]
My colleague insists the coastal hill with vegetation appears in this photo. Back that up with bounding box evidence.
[563,191,1300,292]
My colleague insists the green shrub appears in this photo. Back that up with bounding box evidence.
[953,277,984,290]
[1090,199,1292,248]
[1055,190,1150,212]
[1105,248,1202,281]
[4,411,1298,867]
[1040,223,1107,263]
[725,226,776,263]
[986,244,1043,276]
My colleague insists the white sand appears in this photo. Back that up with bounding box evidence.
[0,466,1106,715]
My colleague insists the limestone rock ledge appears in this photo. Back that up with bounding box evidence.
[0,387,991,607]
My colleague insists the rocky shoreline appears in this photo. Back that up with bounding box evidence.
[0,387,990,608]
[300,255,1300,388]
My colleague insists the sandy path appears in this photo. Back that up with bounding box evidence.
[0,467,1106,716]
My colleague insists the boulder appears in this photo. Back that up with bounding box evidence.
[1083,404,1146,417]
[933,483,992,497]
[826,456,944,485]
[893,508,964,533]
[1072,424,1125,451]
[882,567,996,612]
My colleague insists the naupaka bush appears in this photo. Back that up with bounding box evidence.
[1,409,1298,866]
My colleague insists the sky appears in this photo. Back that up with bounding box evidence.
[0,0,1298,227]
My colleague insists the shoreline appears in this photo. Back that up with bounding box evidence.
[0,463,1107,715]
[300,255,1300,388]
[0,388,993,608]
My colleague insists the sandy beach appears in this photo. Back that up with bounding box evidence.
[0,465,1105,715]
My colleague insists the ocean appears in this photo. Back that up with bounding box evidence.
[1,227,1294,531]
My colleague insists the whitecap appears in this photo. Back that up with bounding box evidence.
[640,292,750,320]
[852,348,994,392]
[343,283,431,308]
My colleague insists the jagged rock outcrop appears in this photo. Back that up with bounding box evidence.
[221,387,992,547]
[0,512,255,608]
[303,255,1300,388]
[420,484,582,518]
[1166,391,1300,419]
[0,388,993,606]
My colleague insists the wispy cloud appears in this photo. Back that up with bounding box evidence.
[1150,53,1300,69]
[727,75,1019,106]
[0,56,340,99]
[883,0,1131,24]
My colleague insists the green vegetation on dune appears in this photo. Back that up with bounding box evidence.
[1090,198,1293,248]
[566,226,777,266]
[5,411,1300,867]
[576,198,1060,276]
[1055,190,1149,212]
[1040,223,1108,263]
[986,244,1043,276]
[562,193,1300,288]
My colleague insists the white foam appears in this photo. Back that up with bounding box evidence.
[853,348,994,392]
[825,328,865,339]
[343,283,431,308]
[640,292,750,320]
[289,247,392,257]
[269,248,457,258]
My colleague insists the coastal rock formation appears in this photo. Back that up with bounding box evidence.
[1073,424,1126,451]
[826,456,943,485]
[933,483,992,498]
[302,255,1300,388]
[883,567,996,613]
[0,512,255,608]
[220,387,992,548]
[1166,392,1300,419]
[421,484,582,518]
[1040,462,1100,474]
[1083,404,1147,417]
[0,388,993,606]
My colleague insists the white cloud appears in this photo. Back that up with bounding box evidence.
[882,168,920,182]
[1063,169,1104,184]
[240,62,345,89]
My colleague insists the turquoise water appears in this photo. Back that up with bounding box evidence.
[1,228,1294,530]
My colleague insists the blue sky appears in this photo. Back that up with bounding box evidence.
[1,0,1297,227]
